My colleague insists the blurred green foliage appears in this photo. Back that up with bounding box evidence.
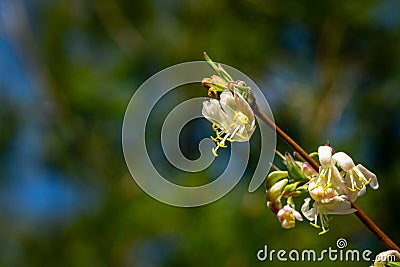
[1,0,400,266]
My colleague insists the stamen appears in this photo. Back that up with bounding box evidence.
[234,111,238,122]
[211,147,219,157]
[228,123,236,128]
[354,183,363,191]
[360,177,372,185]
[354,169,371,186]
[326,169,332,186]
[349,173,356,191]
[212,123,218,131]
[323,183,332,190]
[236,132,247,139]
[217,142,227,148]
[239,117,248,124]
[226,138,234,142]
[210,136,219,142]
[215,131,224,140]
[318,229,330,235]
[310,222,320,229]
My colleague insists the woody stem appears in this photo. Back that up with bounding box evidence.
[252,103,400,251]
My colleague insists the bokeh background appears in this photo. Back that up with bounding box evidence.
[1,0,400,266]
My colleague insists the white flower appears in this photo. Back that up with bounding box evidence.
[202,88,256,156]
[277,205,303,229]
[301,197,355,235]
[332,151,379,202]
[309,146,349,201]
[302,146,355,234]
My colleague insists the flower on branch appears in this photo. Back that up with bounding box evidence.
[202,88,256,157]
[332,151,379,202]
[277,205,303,229]
[301,146,356,234]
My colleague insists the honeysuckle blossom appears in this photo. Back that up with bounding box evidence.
[332,151,379,202]
[277,205,303,229]
[202,88,256,156]
[308,146,349,202]
[302,146,355,234]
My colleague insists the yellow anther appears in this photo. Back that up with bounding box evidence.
[228,123,236,128]
[215,131,223,140]
[210,136,219,142]
[239,117,249,124]
[217,142,227,148]
[236,132,247,139]
[212,123,218,131]
[310,222,320,229]
[348,187,357,192]
[318,229,330,235]
[234,111,238,122]
[360,177,372,185]
[323,183,332,190]
[211,147,218,157]
[353,183,363,191]
[226,138,234,142]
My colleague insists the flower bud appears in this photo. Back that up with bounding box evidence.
[285,152,308,182]
[266,179,288,202]
[302,162,318,178]
[277,205,303,229]
[267,200,282,214]
[265,171,288,190]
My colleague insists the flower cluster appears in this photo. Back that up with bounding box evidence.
[266,145,379,234]
[200,53,380,235]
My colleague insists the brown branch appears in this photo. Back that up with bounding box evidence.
[351,202,400,251]
[252,104,320,171]
[252,103,400,251]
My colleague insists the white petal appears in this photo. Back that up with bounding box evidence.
[356,164,379,190]
[301,198,315,221]
[234,88,254,122]
[331,165,346,189]
[277,208,286,217]
[202,99,231,130]
[219,90,236,117]
[202,100,223,123]
[332,152,355,171]
[292,209,303,221]
[318,146,333,168]
[324,198,356,215]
